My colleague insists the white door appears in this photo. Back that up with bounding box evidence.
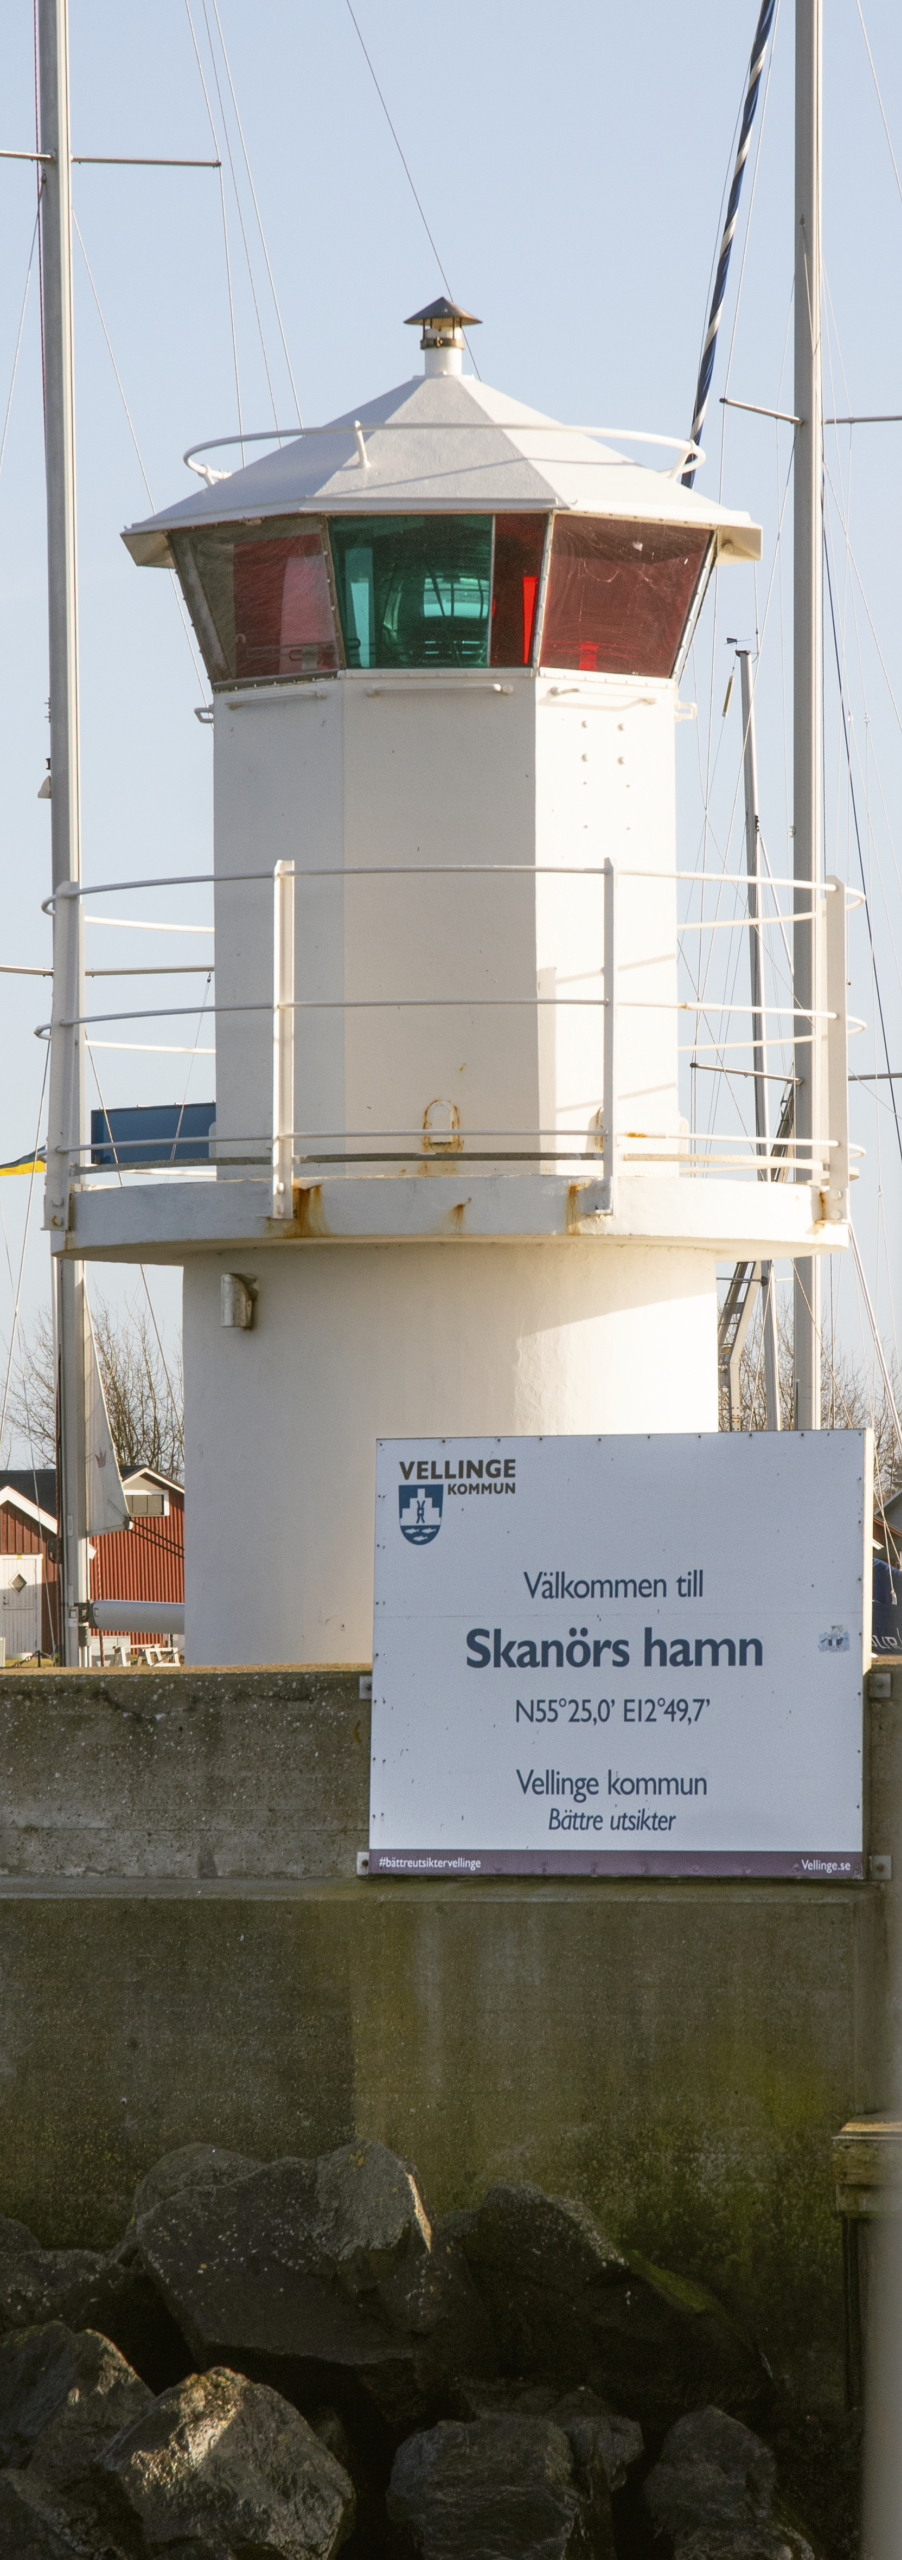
[0,1556,43,1658]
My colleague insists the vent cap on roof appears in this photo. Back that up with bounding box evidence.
[405,294,480,378]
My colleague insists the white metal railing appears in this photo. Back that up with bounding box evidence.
[182,420,706,486]
[40,864,855,1230]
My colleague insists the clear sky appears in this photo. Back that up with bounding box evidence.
[1,0,901,1460]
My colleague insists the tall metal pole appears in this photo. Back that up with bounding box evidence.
[738,651,780,1430]
[792,0,823,1430]
[38,0,88,1662]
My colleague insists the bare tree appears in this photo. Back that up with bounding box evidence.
[5,1297,184,1483]
[719,1287,902,1508]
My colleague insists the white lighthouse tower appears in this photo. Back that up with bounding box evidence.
[63,298,848,1665]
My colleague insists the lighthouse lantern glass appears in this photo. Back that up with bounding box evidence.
[233,532,336,679]
[170,517,339,682]
[540,516,711,677]
[329,515,493,668]
[489,514,546,666]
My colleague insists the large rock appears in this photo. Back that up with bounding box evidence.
[17,2327,152,2537]
[95,2363,355,2558]
[0,2205,192,2394]
[643,2406,815,2559]
[0,2322,146,2471]
[136,2139,494,2428]
[452,2186,766,2429]
[65,2238,195,2396]
[0,2217,104,2335]
[388,2413,615,2558]
[65,2142,264,2393]
[446,2186,628,2381]
[0,2321,152,2552]
[0,2474,82,2556]
[131,2139,263,2223]
[584,2253,768,2436]
[551,2389,643,2500]
[454,2379,642,2496]
[36,2144,267,2402]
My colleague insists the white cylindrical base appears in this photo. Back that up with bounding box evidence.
[423,343,464,376]
[183,1242,718,1666]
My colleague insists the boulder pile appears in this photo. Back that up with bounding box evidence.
[0,2138,823,2556]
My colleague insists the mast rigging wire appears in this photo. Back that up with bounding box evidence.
[682,16,782,1168]
[819,277,902,1399]
[823,537,902,1179]
[682,0,777,487]
[199,0,281,435]
[851,1226,902,1472]
[206,0,302,427]
[183,0,244,455]
[342,0,480,382]
[854,0,902,222]
[681,441,796,1144]
[71,214,208,704]
[691,5,780,1015]
[0,212,38,484]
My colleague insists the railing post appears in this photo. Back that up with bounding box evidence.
[43,879,81,1230]
[602,858,617,1213]
[272,860,295,1219]
[824,875,849,1223]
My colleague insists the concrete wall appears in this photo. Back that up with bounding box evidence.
[0,1666,897,2410]
[0,1670,367,1879]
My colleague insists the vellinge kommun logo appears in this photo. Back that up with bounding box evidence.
[399,1484,443,1546]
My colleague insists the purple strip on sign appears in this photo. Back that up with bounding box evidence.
[367,1848,865,1880]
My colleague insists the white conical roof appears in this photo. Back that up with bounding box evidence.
[123,368,760,567]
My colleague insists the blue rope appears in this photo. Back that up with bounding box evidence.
[682,0,777,488]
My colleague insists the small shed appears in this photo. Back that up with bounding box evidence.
[0,1475,59,1657]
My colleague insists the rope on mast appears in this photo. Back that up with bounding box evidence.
[682,0,777,488]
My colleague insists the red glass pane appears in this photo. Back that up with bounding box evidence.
[540,517,709,678]
[233,533,337,679]
[490,515,547,666]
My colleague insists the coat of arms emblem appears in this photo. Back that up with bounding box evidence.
[399,1484,443,1545]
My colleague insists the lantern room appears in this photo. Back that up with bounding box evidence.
[162,506,711,686]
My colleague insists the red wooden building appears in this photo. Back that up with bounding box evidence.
[0,1468,184,1661]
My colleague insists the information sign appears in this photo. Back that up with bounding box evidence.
[369,1431,868,1878]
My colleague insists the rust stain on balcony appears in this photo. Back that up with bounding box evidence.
[565,1181,593,1234]
[421,1100,463,1162]
[291,1182,330,1238]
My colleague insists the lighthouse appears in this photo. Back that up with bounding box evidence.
[62,297,846,1665]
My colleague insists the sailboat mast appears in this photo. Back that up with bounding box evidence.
[792,0,823,1429]
[738,651,781,1431]
[37,0,89,1661]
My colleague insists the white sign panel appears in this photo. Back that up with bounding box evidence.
[370,1432,868,1879]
